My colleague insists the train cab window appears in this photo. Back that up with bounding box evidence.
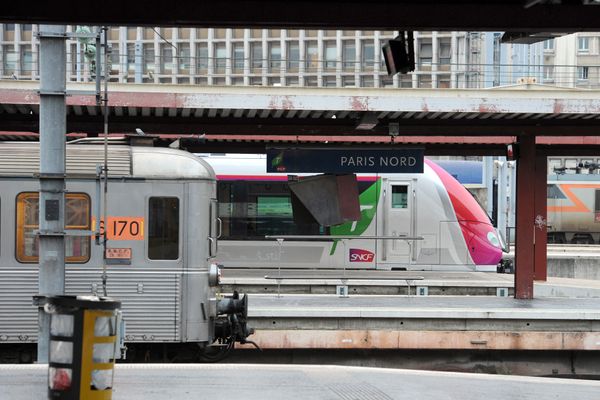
[148,197,179,260]
[16,192,91,263]
[391,186,408,208]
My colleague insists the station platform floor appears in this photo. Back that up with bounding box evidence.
[2,364,600,400]
[221,268,600,298]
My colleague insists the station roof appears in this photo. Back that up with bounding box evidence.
[2,79,600,155]
[2,81,600,140]
[3,1,600,32]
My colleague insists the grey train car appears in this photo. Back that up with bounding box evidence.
[0,141,251,363]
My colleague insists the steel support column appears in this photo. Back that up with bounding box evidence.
[534,152,548,281]
[514,135,536,299]
[37,25,67,362]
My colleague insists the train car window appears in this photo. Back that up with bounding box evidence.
[391,186,408,208]
[547,158,563,174]
[565,159,578,173]
[595,191,600,221]
[148,197,179,260]
[16,192,91,263]
[217,180,332,240]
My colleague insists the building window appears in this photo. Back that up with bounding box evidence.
[214,43,226,74]
[251,42,263,73]
[16,193,91,263]
[108,46,120,76]
[305,75,318,86]
[543,39,554,51]
[418,75,432,88]
[578,66,589,80]
[160,44,173,74]
[439,40,451,65]
[232,29,244,39]
[286,76,299,86]
[381,75,394,88]
[438,76,451,88]
[400,76,413,88]
[342,76,355,87]
[143,44,155,74]
[126,44,136,74]
[250,76,262,86]
[127,27,137,40]
[232,43,244,73]
[214,28,226,39]
[20,45,32,76]
[323,75,337,87]
[361,76,374,87]
[148,197,179,260]
[543,66,554,81]
[178,43,190,73]
[419,41,433,66]
[196,43,208,73]
[178,28,190,40]
[342,40,356,71]
[324,40,337,70]
[305,41,318,72]
[2,45,17,75]
[361,41,375,71]
[268,76,281,86]
[287,41,300,71]
[578,37,590,52]
[269,42,281,72]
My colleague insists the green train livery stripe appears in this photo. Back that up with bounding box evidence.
[329,179,381,255]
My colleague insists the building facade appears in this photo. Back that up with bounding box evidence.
[1,24,475,89]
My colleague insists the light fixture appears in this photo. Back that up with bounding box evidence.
[355,113,379,130]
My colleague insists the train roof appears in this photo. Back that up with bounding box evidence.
[0,142,215,180]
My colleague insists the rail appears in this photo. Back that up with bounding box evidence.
[264,235,424,297]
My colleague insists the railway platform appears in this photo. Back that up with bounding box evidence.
[221,268,600,297]
[2,363,600,400]
[240,293,600,352]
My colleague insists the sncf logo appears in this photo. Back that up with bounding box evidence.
[349,248,375,262]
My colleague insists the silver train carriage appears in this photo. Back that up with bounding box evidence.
[0,141,251,362]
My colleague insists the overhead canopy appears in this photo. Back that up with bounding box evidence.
[3,1,600,31]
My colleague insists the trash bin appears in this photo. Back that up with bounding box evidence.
[45,295,121,400]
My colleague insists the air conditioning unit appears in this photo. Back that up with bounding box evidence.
[517,76,537,84]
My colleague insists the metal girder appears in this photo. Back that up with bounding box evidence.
[3,1,600,31]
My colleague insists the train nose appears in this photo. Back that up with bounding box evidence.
[459,220,503,266]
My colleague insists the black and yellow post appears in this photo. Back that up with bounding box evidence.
[45,296,121,400]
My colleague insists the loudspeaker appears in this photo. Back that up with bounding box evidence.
[382,31,415,75]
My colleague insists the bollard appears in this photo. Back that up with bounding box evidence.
[45,295,121,400]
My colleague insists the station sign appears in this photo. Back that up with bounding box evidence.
[266,148,424,173]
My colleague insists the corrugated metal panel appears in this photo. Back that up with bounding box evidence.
[0,271,38,342]
[66,273,181,342]
[0,270,182,343]
[0,143,131,177]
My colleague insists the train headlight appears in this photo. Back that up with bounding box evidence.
[487,231,501,248]
[208,263,221,287]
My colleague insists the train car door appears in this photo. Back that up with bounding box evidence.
[377,180,414,267]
